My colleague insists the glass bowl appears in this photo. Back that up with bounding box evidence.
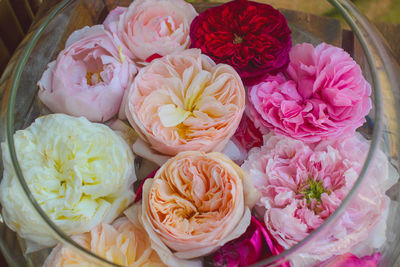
[0,0,400,266]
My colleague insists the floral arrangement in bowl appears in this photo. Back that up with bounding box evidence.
[0,0,398,266]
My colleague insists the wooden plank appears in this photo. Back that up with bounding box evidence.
[341,29,354,56]
[28,0,42,14]
[0,36,10,75]
[0,0,25,53]
[374,22,400,65]
[9,0,35,33]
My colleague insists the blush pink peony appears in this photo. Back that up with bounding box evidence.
[43,216,166,266]
[242,133,397,264]
[248,43,371,142]
[38,25,137,122]
[103,0,197,64]
[140,151,259,263]
[126,49,245,156]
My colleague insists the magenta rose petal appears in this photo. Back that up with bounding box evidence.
[190,0,291,86]
[134,168,159,203]
[206,216,288,267]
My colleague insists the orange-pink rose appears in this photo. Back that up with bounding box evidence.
[140,151,259,263]
[43,216,166,267]
[126,49,245,157]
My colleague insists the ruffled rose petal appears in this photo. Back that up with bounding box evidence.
[104,0,197,64]
[38,25,137,122]
[206,216,287,267]
[140,151,258,262]
[242,133,398,266]
[158,104,191,127]
[126,49,245,156]
[0,114,136,247]
[247,43,371,142]
[43,216,166,266]
[189,0,291,85]
[315,252,381,267]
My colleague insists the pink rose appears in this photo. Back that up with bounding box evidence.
[140,151,259,264]
[242,133,397,264]
[248,43,371,142]
[104,0,197,63]
[126,49,245,156]
[38,25,137,122]
[43,216,166,266]
[316,252,381,267]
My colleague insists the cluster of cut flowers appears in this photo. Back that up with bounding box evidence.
[0,0,397,266]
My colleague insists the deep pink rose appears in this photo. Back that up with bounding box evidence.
[206,216,288,267]
[38,25,137,122]
[190,0,291,86]
[242,133,396,264]
[248,43,372,142]
[104,0,197,64]
[316,252,381,267]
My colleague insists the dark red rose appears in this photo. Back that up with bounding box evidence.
[134,168,159,203]
[232,112,263,153]
[190,0,291,86]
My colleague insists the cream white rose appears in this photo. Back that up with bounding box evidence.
[0,114,136,247]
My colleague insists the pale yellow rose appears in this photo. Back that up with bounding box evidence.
[140,151,259,263]
[43,216,166,267]
[0,114,136,247]
[126,49,245,157]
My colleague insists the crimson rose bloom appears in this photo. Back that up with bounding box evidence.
[190,0,291,85]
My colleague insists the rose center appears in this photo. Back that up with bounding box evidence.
[233,34,243,44]
[300,180,330,203]
[86,71,103,86]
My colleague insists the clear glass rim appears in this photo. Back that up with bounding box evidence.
[3,0,383,266]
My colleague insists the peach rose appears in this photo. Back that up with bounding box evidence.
[43,216,166,267]
[126,49,245,157]
[103,0,197,63]
[140,151,259,263]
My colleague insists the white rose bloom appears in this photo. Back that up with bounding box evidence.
[0,114,136,247]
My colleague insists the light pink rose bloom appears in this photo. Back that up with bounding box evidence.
[140,151,259,263]
[103,0,197,63]
[248,43,371,142]
[38,25,137,122]
[126,49,245,156]
[316,252,381,267]
[242,133,397,264]
[43,216,166,267]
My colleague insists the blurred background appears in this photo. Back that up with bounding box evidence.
[0,0,399,74]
